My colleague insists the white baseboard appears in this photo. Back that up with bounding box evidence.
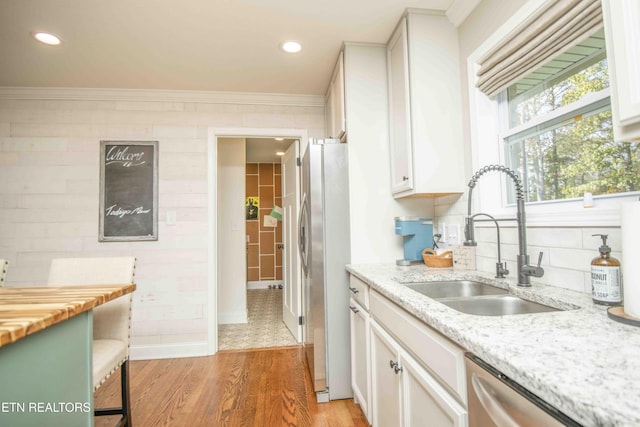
[247,280,283,289]
[130,341,210,360]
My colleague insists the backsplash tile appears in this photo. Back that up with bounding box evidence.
[435,198,623,296]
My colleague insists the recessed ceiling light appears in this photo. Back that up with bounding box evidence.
[275,151,285,156]
[281,41,302,54]
[275,138,284,141]
[32,32,62,46]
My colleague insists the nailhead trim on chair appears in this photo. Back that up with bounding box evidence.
[0,260,8,286]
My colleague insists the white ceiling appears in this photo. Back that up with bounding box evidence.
[0,0,477,96]
[245,138,295,163]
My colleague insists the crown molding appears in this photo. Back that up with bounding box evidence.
[446,0,481,27]
[0,86,326,107]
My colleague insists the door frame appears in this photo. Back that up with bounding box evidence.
[207,127,308,354]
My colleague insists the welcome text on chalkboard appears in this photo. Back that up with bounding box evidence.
[99,141,158,241]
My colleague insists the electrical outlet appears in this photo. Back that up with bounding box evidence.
[446,224,460,245]
[438,223,447,243]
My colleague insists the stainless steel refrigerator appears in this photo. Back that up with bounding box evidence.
[298,138,352,402]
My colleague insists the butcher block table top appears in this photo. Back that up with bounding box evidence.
[0,284,136,348]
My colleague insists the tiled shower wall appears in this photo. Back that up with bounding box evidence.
[246,163,283,283]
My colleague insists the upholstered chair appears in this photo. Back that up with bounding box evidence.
[48,256,136,427]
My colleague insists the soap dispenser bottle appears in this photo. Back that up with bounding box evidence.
[591,234,622,305]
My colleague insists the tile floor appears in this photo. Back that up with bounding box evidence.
[218,288,298,350]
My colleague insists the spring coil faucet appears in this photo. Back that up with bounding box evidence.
[464,165,544,287]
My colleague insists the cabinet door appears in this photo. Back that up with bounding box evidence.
[331,52,346,140]
[325,86,335,138]
[401,351,468,427]
[370,320,402,427]
[350,299,370,422]
[602,0,640,141]
[387,18,414,194]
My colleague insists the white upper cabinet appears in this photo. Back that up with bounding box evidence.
[602,0,640,141]
[325,51,346,141]
[386,11,465,198]
[387,18,414,194]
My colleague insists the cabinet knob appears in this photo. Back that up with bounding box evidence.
[402,176,409,181]
[389,360,403,374]
[349,287,359,294]
[349,305,360,313]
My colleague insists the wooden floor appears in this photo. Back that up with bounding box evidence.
[94,346,369,427]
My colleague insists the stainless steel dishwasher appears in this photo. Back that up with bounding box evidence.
[465,353,582,427]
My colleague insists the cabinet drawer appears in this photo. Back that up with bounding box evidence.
[349,275,370,310]
[370,289,466,403]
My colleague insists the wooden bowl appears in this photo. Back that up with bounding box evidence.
[422,248,453,268]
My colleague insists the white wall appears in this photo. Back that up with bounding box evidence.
[217,137,247,324]
[344,43,435,263]
[434,0,624,294]
[0,89,324,359]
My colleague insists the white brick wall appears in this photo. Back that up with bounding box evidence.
[0,89,324,359]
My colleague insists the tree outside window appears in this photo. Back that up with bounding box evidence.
[502,29,640,204]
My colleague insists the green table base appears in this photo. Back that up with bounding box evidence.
[0,311,93,427]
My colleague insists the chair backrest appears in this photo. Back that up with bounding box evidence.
[48,257,136,286]
[0,259,8,286]
[47,257,136,344]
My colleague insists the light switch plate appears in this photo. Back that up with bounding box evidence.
[446,224,460,245]
[166,211,177,226]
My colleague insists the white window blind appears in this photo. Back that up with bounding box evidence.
[476,0,603,98]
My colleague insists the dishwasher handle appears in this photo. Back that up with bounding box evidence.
[471,372,520,427]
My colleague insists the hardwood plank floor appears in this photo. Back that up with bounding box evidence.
[94,346,369,427]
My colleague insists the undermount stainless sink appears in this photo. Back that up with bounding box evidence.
[406,280,508,299]
[405,280,560,316]
[438,295,560,316]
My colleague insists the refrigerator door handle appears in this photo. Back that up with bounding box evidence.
[298,193,310,275]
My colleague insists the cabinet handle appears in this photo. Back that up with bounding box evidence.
[349,305,360,313]
[349,287,359,294]
[389,360,402,374]
[389,360,403,374]
[402,176,409,181]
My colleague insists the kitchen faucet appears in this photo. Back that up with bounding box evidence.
[463,164,544,287]
[468,212,509,279]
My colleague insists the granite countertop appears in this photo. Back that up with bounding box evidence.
[347,263,640,427]
[0,284,136,348]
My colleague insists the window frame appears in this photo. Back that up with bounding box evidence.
[467,0,639,228]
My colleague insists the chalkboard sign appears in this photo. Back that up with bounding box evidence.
[99,141,158,241]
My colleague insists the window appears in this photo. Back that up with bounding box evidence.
[500,29,640,204]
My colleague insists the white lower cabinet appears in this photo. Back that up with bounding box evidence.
[402,346,467,427]
[349,277,468,426]
[370,319,402,426]
[350,298,371,423]
[370,320,467,427]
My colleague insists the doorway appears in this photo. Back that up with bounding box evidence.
[209,128,307,353]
